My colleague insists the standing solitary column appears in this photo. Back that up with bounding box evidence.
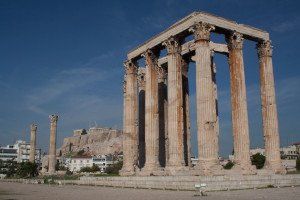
[137,67,146,168]
[140,49,162,175]
[257,41,286,174]
[120,60,138,176]
[226,32,255,174]
[182,58,191,167]
[29,124,37,163]
[49,115,58,174]
[189,23,223,175]
[163,36,186,175]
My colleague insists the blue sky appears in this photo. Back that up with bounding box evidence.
[0,0,299,157]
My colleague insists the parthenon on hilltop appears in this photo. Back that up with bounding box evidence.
[121,11,286,176]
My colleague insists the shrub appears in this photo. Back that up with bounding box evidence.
[224,161,234,169]
[251,153,266,169]
[105,161,123,174]
[296,157,300,171]
[16,162,38,178]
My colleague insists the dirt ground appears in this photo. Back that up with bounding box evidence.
[0,181,299,200]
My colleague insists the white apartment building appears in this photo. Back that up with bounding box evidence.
[0,140,41,164]
[68,155,115,172]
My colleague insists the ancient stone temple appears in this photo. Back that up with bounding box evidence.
[120,11,285,176]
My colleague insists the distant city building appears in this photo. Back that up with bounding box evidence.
[68,154,116,172]
[0,140,41,164]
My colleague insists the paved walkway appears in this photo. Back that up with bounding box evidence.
[0,181,299,200]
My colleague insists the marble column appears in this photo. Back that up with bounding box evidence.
[157,64,168,167]
[163,36,186,174]
[257,40,286,174]
[49,115,58,174]
[181,58,191,167]
[226,32,255,174]
[120,60,138,176]
[29,124,37,163]
[140,49,162,175]
[189,23,223,175]
[211,58,220,166]
[137,67,146,168]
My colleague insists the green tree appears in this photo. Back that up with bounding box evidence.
[16,162,38,178]
[80,164,99,173]
[105,161,123,174]
[224,161,234,169]
[251,153,266,169]
[296,157,300,171]
[4,159,17,178]
[77,150,85,156]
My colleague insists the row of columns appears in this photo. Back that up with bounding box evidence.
[29,115,59,175]
[121,22,285,176]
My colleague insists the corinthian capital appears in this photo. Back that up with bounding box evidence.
[156,65,167,80]
[124,60,138,74]
[189,22,215,41]
[137,67,146,87]
[30,124,37,131]
[141,49,159,67]
[162,36,182,55]
[256,40,273,58]
[225,32,244,50]
[49,115,59,125]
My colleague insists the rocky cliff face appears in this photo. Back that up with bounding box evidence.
[58,127,123,156]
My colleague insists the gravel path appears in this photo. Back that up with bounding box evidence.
[0,181,299,200]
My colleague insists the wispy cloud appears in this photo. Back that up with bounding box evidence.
[270,17,300,33]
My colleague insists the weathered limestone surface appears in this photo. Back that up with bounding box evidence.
[137,68,146,168]
[189,22,223,175]
[123,11,284,177]
[58,128,123,156]
[29,124,37,163]
[120,61,138,176]
[163,37,187,175]
[157,65,168,167]
[48,115,58,175]
[257,41,286,174]
[128,11,269,60]
[181,59,191,167]
[226,32,256,174]
[139,49,162,175]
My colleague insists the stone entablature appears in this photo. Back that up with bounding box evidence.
[128,11,269,60]
[121,11,285,176]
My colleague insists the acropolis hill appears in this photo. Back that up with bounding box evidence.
[58,127,123,156]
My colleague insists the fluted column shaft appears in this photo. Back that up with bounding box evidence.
[226,32,253,171]
[257,41,285,174]
[189,23,220,169]
[137,68,146,168]
[142,49,160,170]
[163,37,185,168]
[121,61,138,175]
[157,66,168,167]
[182,59,191,166]
[29,124,37,163]
[211,61,220,162]
[49,115,58,174]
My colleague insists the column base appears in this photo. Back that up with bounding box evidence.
[261,161,287,175]
[119,166,136,176]
[137,165,164,176]
[226,163,257,175]
[165,166,190,176]
[191,162,225,176]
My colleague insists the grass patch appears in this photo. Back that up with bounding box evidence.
[92,174,119,177]
[0,191,10,195]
